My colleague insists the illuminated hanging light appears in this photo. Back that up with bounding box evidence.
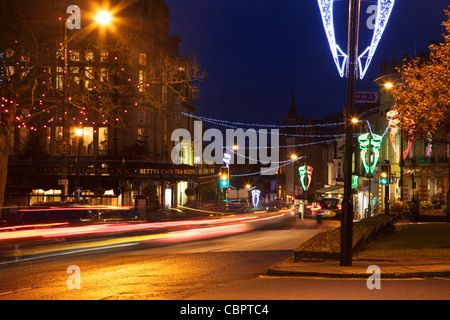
[317,0,348,77]
[386,109,414,161]
[298,165,313,191]
[358,132,382,174]
[357,0,396,79]
[251,189,261,208]
[317,0,395,79]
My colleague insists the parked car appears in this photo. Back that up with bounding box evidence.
[265,200,294,212]
[317,198,342,220]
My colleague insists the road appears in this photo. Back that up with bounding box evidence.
[0,219,449,306]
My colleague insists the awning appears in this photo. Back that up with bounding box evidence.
[314,185,344,195]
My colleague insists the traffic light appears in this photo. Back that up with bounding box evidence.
[380,164,390,186]
[219,166,229,188]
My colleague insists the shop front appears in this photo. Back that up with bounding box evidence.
[5,158,217,211]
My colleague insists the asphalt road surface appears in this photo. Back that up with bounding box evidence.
[1,219,449,305]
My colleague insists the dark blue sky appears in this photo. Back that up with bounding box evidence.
[165,0,449,125]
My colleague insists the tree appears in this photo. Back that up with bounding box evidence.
[0,1,206,207]
[392,8,450,221]
[392,9,450,143]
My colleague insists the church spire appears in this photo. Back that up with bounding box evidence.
[288,87,298,116]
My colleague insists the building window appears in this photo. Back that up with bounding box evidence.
[6,66,15,77]
[56,67,63,90]
[98,127,108,155]
[100,68,108,82]
[84,50,94,62]
[100,50,109,62]
[138,70,145,92]
[425,135,432,157]
[70,66,80,85]
[137,110,146,125]
[139,53,147,66]
[137,126,146,141]
[84,67,94,90]
[55,126,63,141]
[69,127,93,155]
[70,50,80,62]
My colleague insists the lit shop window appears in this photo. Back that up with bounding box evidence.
[69,127,94,155]
[98,127,108,155]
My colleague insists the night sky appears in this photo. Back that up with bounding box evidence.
[166,0,449,126]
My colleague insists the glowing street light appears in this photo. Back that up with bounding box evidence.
[94,11,113,25]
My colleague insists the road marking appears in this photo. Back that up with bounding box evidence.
[258,274,427,281]
[0,287,32,297]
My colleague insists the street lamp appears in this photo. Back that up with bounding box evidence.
[94,11,113,25]
[384,82,394,89]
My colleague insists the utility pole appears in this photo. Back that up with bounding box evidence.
[61,19,69,201]
[340,0,359,267]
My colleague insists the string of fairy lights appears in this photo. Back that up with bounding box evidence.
[176,113,395,177]
[0,25,141,136]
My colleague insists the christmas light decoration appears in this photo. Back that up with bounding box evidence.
[357,0,396,79]
[317,0,348,77]
[182,112,344,128]
[317,0,395,79]
[230,159,296,177]
[386,109,414,161]
[298,165,313,191]
[358,132,382,174]
[251,189,261,208]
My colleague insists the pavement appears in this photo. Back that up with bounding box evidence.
[268,256,450,278]
[267,219,450,279]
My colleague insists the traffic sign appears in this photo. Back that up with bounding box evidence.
[355,92,379,103]
[188,179,195,189]
[75,187,83,198]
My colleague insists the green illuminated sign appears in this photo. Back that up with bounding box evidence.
[352,175,359,189]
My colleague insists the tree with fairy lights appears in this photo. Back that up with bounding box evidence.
[0,0,206,207]
[392,8,450,222]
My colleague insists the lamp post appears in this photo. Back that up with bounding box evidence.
[59,10,114,199]
[340,0,359,267]
[60,16,69,201]
[94,11,118,157]
[75,127,84,188]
